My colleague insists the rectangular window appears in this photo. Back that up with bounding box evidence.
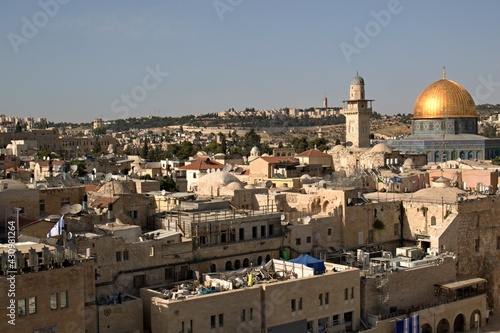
[133,275,145,288]
[295,238,301,246]
[150,246,155,256]
[299,298,302,311]
[18,299,26,316]
[165,267,174,280]
[475,239,480,252]
[39,200,45,212]
[60,291,68,308]
[497,236,500,250]
[28,296,37,314]
[344,288,348,300]
[351,287,354,299]
[60,197,70,206]
[116,251,122,262]
[252,226,257,239]
[291,299,296,312]
[123,250,129,261]
[180,321,185,333]
[325,292,329,305]
[268,224,274,236]
[332,314,340,325]
[127,210,138,219]
[306,236,312,244]
[187,320,193,333]
[239,228,245,241]
[221,232,227,243]
[241,309,246,322]
[50,293,58,310]
[261,225,266,238]
[394,223,400,236]
[218,314,224,327]
[249,307,253,321]
[211,315,216,329]
[319,293,323,306]
[327,228,332,236]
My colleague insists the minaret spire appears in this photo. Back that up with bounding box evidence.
[442,66,446,80]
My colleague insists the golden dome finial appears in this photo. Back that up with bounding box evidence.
[442,66,446,80]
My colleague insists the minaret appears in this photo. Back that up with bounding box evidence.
[341,72,374,148]
[323,94,328,109]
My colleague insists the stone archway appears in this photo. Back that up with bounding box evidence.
[436,318,450,333]
[322,200,331,214]
[421,323,432,333]
[470,310,481,329]
[453,314,466,332]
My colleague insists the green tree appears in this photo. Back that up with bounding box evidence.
[71,160,87,177]
[141,138,149,159]
[160,176,178,192]
[481,124,497,138]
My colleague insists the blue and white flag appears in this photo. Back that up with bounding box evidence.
[394,176,403,183]
[47,216,64,237]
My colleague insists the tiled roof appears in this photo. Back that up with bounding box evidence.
[295,149,330,157]
[259,156,299,164]
[178,158,224,171]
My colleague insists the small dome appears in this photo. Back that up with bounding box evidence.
[244,184,255,189]
[226,181,244,190]
[331,145,346,152]
[351,72,365,85]
[371,143,392,154]
[198,171,241,187]
[250,146,260,153]
[403,158,415,168]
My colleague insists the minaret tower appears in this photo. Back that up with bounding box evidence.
[341,72,374,148]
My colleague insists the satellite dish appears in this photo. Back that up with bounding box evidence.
[345,142,353,148]
[70,165,78,173]
[60,204,71,215]
[43,156,47,160]
[280,214,286,221]
[67,232,73,240]
[323,174,332,182]
[223,164,232,172]
[304,216,311,223]
[161,190,166,196]
[265,181,273,188]
[211,168,216,173]
[105,173,113,181]
[69,204,82,215]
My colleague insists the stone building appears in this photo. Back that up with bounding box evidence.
[144,261,360,333]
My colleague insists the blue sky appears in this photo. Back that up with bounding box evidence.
[1,0,500,123]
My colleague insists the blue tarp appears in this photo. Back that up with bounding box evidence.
[289,254,326,274]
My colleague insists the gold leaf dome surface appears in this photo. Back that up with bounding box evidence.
[413,79,476,119]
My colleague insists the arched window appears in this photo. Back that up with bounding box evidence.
[243,258,250,268]
[265,254,271,263]
[257,256,263,265]
[234,259,241,269]
[225,261,232,271]
[210,263,217,273]
[431,216,437,226]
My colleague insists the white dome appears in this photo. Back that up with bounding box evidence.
[371,143,393,154]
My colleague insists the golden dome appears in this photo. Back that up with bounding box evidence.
[413,79,476,119]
